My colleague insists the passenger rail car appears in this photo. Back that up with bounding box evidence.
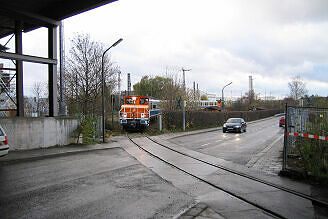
[119,96,161,129]
[199,99,223,110]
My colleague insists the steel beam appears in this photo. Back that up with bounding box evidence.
[59,22,66,116]
[48,26,58,117]
[15,21,24,117]
[0,67,16,71]
[0,52,57,65]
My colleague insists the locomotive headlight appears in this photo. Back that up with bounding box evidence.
[141,113,145,118]
[123,113,127,118]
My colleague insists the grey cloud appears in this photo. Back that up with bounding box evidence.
[240,0,328,24]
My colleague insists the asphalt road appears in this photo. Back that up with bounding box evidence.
[171,117,284,166]
[0,148,193,218]
[1,117,325,218]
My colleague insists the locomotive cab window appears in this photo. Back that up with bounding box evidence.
[125,98,134,104]
[140,98,149,105]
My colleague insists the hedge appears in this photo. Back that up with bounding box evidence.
[162,109,282,130]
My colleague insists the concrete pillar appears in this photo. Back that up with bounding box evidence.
[48,26,58,117]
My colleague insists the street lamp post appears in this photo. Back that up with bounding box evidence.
[182,68,191,131]
[221,82,232,110]
[102,38,123,143]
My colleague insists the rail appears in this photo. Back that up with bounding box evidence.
[128,134,328,218]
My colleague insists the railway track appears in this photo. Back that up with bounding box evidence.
[128,134,328,219]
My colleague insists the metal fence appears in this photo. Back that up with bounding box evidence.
[283,105,328,178]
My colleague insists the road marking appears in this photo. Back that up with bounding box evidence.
[200,143,210,147]
[215,140,222,142]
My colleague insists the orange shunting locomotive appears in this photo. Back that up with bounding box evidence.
[119,96,161,130]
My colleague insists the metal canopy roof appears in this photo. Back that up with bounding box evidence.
[0,0,117,39]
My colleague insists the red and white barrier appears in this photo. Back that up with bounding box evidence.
[286,132,328,141]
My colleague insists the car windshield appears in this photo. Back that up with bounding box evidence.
[0,128,3,136]
[227,118,241,123]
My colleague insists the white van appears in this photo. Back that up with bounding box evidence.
[0,125,9,157]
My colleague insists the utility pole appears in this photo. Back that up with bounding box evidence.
[118,70,121,106]
[193,81,195,101]
[150,77,152,97]
[111,94,114,129]
[181,68,191,131]
[127,73,131,95]
[197,83,199,100]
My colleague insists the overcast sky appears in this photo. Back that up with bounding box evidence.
[1,0,328,99]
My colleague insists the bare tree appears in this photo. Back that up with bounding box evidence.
[159,70,183,111]
[64,34,119,115]
[32,81,48,116]
[288,75,308,100]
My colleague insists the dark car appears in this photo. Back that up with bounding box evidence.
[223,118,247,133]
[279,116,285,127]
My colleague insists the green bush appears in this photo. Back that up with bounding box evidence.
[75,114,98,144]
[297,114,328,180]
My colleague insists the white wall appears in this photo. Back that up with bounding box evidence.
[0,117,79,150]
